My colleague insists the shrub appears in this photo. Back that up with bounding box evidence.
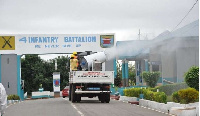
[145,90,155,101]
[124,88,141,97]
[154,92,167,103]
[184,66,199,91]
[172,92,180,103]
[124,87,167,103]
[151,83,189,96]
[172,88,199,104]
[142,71,160,88]
[7,94,20,100]
[178,88,199,104]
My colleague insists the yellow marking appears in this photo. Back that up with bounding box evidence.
[0,36,15,50]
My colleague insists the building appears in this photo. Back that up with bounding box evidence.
[116,20,199,86]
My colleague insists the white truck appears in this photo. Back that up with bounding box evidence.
[69,52,114,103]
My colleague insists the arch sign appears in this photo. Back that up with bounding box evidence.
[0,34,115,54]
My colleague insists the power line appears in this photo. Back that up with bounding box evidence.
[172,0,198,31]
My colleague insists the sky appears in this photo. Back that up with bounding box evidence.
[0,0,199,60]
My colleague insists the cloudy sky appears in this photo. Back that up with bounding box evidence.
[0,0,199,59]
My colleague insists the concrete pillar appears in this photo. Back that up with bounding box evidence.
[113,59,117,78]
[135,61,140,86]
[17,55,24,100]
[125,60,129,87]
[17,55,21,97]
[122,60,125,87]
[144,59,149,71]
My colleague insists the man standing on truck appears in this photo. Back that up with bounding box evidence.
[70,54,78,71]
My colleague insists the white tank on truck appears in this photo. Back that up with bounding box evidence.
[69,51,114,103]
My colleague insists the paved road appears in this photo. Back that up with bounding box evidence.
[4,97,169,116]
[4,98,80,116]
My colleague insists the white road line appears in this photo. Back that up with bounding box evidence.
[71,103,84,116]
[63,98,84,116]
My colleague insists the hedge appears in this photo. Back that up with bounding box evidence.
[172,88,199,104]
[7,94,20,100]
[150,83,189,96]
[124,88,167,103]
[124,88,142,97]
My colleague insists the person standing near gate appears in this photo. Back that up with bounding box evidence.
[0,83,7,116]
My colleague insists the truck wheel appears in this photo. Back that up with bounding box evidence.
[69,85,72,101]
[71,85,76,103]
[98,95,101,101]
[77,94,81,102]
[100,94,105,103]
[105,93,110,103]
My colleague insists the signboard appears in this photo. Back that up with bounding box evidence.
[53,72,60,92]
[0,34,115,54]
[100,35,114,48]
[0,36,15,50]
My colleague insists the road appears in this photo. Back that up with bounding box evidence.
[4,97,169,116]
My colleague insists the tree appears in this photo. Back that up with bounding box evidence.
[21,55,46,95]
[21,55,70,95]
[114,60,122,87]
[142,71,160,88]
[184,66,199,91]
[55,56,70,90]
[129,64,136,86]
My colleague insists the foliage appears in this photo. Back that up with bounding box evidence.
[129,64,136,86]
[7,94,20,100]
[143,90,154,100]
[114,86,118,92]
[124,88,141,97]
[114,60,122,87]
[116,60,122,79]
[21,55,69,95]
[172,88,199,104]
[142,71,160,88]
[150,83,189,96]
[55,56,70,90]
[172,92,180,103]
[154,92,167,103]
[124,88,167,103]
[178,88,199,104]
[114,77,122,87]
[184,66,199,91]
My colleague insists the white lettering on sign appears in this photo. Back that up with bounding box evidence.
[64,36,96,42]
[19,37,58,43]
[0,34,115,54]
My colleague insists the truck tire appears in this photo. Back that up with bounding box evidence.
[69,85,72,101]
[76,94,81,102]
[100,94,105,103]
[105,93,110,103]
[98,95,101,101]
[71,85,76,103]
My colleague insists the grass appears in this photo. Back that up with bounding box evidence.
[167,95,173,102]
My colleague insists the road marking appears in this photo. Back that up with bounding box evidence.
[71,103,84,116]
[62,98,84,116]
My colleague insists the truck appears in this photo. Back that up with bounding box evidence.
[69,51,114,103]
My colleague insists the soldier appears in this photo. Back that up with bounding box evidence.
[70,54,78,71]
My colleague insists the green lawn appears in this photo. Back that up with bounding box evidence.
[167,95,173,102]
